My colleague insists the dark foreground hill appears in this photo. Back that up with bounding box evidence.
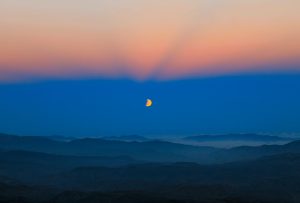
[0,150,140,183]
[0,183,226,203]
[42,153,300,191]
[0,153,300,203]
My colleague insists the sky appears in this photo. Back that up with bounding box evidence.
[0,1,299,136]
[0,0,299,81]
[0,74,300,137]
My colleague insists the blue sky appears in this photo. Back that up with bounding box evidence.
[0,73,299,137]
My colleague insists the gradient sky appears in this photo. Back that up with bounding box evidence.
[0,0,299,81]
[0,1,300,136]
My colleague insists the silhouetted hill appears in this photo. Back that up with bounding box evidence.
[215,140,300,162]
[51,191,186,203]
[2,133,300,164]
[23,153,300,203]
[0,134,217,163]
[0,150,140,184]
[0,182,59,203]
[101,135,150,142]
[42,153,300,190]
[184,133,294,142]
[0,140,300,203]
[0,183,232,203]
[45,135,76,142]
[0,133,63,154]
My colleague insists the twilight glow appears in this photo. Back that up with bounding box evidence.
[0,0,299,81]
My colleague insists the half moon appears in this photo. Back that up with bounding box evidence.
[146,99,152,107]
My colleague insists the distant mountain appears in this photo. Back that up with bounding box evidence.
[183,133,295,142]
[1,132,300,203]
[0,133,216,163]
[1,133,300,164]
[101,135,150,142]
[216,140,300,162]
[46,135,76,142]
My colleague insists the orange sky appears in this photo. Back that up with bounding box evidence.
[0,0,299,81]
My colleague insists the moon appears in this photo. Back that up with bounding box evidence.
[145,99,153,107]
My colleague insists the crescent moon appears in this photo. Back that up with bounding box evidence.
[146,99,152,107]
